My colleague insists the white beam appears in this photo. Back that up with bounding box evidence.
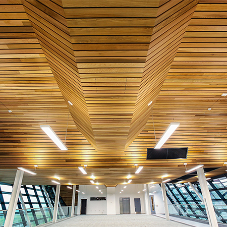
[53,184,60,223]
[197,168,218,227]
[4,170,24,227]
[161,183,170,221]
[71,185,76,217]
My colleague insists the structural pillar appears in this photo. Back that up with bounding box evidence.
[144,184,150,215]
[161,183,170,221]
[197,168,218,227]
[71,185,76,217]
[4,170,24,227]
[107,187,116,214]
[53,184,60,223]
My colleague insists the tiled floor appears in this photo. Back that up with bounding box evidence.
[49,214,189,227]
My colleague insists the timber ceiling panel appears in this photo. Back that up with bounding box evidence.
[0,0,227,186]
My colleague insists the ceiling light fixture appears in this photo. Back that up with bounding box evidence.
[154,122,180,149]
[52,180,60,184]
[67,186,72,189]
[162,179,171,183]
[127,174,131,179]
[138,191,140,193]
[123,186,127,189]
[162,174,168,178]
[8,110,12,113]
[76,190,80,192]
[135,166,143,174]
[54,176,60,180]
[221,93,227,96]
[68,101,73,105]
[91,174,95,180]
[78,166,87,175]
[128,179,132,183]
[185,165,204,173]
[40,125,67,150]
[148,101,152,106]
[96,186,99,189]
[17,167,37,175]
[90,180,94,184]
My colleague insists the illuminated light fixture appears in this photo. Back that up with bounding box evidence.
[40,125,67,150]
[208,108,211,111]
[148,100,152,106]
[138,191,140,193]
[154,122,180,149]
[153,191,156,193]
[95,182,99,185]
[121,190,123,192]
[99,190,101,192]
[128,179,132,183]
[162,179,171,183]
[135,166,143,174]
[76,190,80,192]
[91,175,95,180]
[123,186,127,189]
[68,182,72,185]
[206,178,211,181]
[52,180,60,184]
[68,101,73,105]
[18,167,36,175]
[82,192,85,194]
[54,176,60,180]
[96,186,99,189]
[8,110,12,113]
[127,175,131,179]
[162,174,168,178]
[123,182,127,184]
[78,166,87,175]
[143,189,146,191]
[185,165,204,173]
[67,186,72,189]
[221,93,227,96]
[120,192,122,193]
[224,162,227,165]
[101,192,103,194]
[90,180,94,184]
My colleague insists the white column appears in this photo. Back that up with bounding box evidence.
[144,184,150,215]
[197,168,218,227]
[53,184,60,223]
[161,183,170,221]
[4,170,24,227]
[19,192,31,227]
[107,187,116,214]
[71,185,76,217]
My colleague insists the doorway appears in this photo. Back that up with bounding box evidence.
[120,197,130,214]
[81,199,87,215]
[150,195,155,214]
[134,198,141,214]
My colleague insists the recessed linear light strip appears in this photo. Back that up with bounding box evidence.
[162,179,171,183]
[52,180,60,184]
[18,167,37,175]
[135,166,143,174]
[185,165,204,173]
[154,122,180,149]
[40,125,67,150]
[78,167,87,175]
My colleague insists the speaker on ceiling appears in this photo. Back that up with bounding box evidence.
[147,147,188,159]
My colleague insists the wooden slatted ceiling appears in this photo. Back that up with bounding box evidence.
[126,0,199,148]
[0,0,227,186]
[22,0,97,150]
[61,0,160,152]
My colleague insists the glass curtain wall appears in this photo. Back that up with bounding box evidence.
[166,174,227,224]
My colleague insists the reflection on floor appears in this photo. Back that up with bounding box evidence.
[49,214,188,227]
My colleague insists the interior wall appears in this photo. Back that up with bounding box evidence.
[115,184,146,214]
[77,185,107,215]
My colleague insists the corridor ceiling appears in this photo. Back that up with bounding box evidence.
[0,0,227,186]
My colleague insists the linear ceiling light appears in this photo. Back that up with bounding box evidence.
[135,166,143,174]
[67,186,72,189]
[185,165,204,173]
[68,101,73,105]
[148,101,153,106]
[18,167,37,175]
[40,125,67,150]
[162,179,171,183]
[90,180,94,184]
[78,166,87,174]
[52,180,60,184]
[154,122,180,149]
[128,179,132,183]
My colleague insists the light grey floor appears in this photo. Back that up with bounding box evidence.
[51,215,189,227]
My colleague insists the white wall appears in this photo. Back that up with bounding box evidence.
[115,184,146,214]
[107,187,116,214]
[77,185,107,215]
